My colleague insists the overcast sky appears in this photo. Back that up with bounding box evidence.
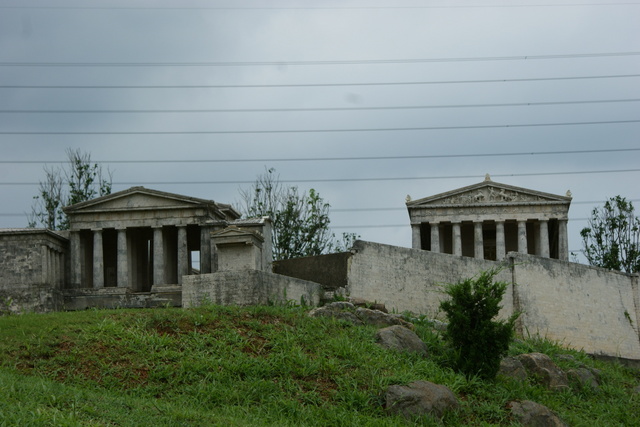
[0,0,639,263]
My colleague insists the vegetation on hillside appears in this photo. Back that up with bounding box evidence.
[581,195,640,273]
[0,305,638,426]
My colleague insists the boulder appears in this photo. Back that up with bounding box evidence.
[355,307,413,328]
[508,400,568,427]
[308,302,413,328]
[517,353,569,391]
[567,367,600,390]
[375,325,428,356]
[385,380,459,420]
[349,297,387,313]
[308,302,363,325]
[498,357,528,381]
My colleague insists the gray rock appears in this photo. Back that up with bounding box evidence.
[355,307,413,328]
[349,297,388,313]
[385,380,459,420]
[376,325,428,356]
[508,400,568,427]
[498,357,528,381]
[567,367,600,390]
[308,303,414,328]
[308,304,363,325]
[517,353,570,391]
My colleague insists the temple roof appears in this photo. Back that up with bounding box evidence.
[406,176,572,209]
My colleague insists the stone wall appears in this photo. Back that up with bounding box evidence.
[508,253,640,360]
[342,241,640,361]
[183,270,322,308]
[0,230,68,313]
[346,240,513,317]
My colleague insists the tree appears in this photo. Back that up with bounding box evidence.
[440,269,519,380]
[28,148,112,230]
[580,196,640,273]
[238,168,358,260]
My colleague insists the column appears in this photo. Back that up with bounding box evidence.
[474,221,484,259]
[41,245,49,284]
[430,222,441,252]
[93,229,104,289]
[177,226,188,285]
[411,224,421,249]
[153,227,165,286]
[452,222,462,256]
[496,221,506,260]
[117,228,129,288]
[200,226,211,274]
[558,219,569,261]
[517,220,528,254]
[70,230,81,288]
[538,220,550,258]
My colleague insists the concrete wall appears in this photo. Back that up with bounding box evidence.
[343,241,640,360]
[346,240,513,317]
[0,230,68,313]
[509,253,640,360]
[183,270,322,308]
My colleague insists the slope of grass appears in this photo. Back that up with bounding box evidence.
[0,305,638,426]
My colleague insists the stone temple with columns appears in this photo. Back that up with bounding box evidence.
[406,175,572,261]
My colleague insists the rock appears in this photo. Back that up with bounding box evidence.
[376,325,428,356]
[567,367,600,390]
[308,303,363,325]
[508,400,568,427]
[355,307,413,328]
[308,302,414,328]
[349,297,388,313]
[517,353,570,391]
[385,380,459,420]
[498,357,528,381]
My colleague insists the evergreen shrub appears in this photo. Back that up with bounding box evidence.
[440,269,519,380]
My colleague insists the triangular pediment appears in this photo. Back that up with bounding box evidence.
[212,226,264,241]
[407,180,571,208]
[64,186,234,216]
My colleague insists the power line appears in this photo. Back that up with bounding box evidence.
[1,119,638,135]
[1,148,637,165]
[1,52,638,67]
[2,98,637,114]
[2,200,638,217]
[0,168,638,186]
[2,74,638,89]
[2,3,639,10]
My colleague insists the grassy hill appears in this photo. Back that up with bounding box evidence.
[0,304,638,426]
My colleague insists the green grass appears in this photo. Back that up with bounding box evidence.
[0,305,638,426]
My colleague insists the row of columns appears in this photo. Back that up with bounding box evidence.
[417,219,568,261]
[71,225,212,290]
[41,245,65,286]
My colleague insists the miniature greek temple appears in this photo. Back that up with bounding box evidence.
[62,186,248,290]
[406,175,572,261]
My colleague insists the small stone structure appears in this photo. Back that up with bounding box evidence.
[183,220,320,308]
[0,229,68,312]
[406,175,571,260]
[63,186,241,290]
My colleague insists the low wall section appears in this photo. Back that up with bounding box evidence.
[509,253,640,360]
[344,241,640,360]
[183,270,322,308]
[346,240,513,317]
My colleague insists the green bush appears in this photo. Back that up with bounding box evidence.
[440,269,519,380]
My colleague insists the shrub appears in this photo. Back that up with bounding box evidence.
[440,269,519,380]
